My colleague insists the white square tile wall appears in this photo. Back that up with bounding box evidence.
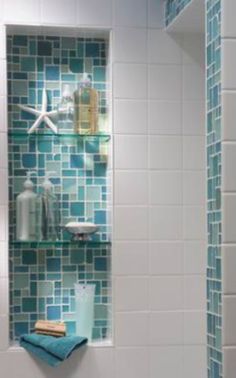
[41,0,76,25]
[0,0,207,377]
[77,0,112,27]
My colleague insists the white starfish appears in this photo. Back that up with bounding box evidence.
[18,89,59,134]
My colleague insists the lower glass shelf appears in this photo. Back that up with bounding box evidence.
[11,240,111,248]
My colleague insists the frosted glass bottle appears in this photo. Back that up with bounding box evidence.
[74,283,96,342]
[16,171,37,241]
[74,73,98,135]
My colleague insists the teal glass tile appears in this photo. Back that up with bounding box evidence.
[70,202,84,216]
[13,35,27,46]
[69,58,83,73]
[38,282,53,296]
[93,67,106,82]
[47,305,61,320]
[21,57,36,72]
[22,250,37,265]
[14,322,29,337]
[22,297,37,312]
[46,258,61,272]
[46,66,60,81]
[62,37,76,49]
[22,153,36,168]
[38,41,52,56]
[95,210,106,224]
[86,43,99,57]
[12,81,28,96]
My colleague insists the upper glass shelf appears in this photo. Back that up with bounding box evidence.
[8,131,111,142]
[11,240,111,248]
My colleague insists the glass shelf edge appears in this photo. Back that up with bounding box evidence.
[10,240,111,247]
[8,131,111,142]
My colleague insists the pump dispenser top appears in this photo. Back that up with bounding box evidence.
[42,172,54,191]
[80,73,91,88]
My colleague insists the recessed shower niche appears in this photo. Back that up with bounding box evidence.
[7,26,112,344]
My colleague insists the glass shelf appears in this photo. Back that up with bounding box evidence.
[8,131,111,142]
[10,240,111,248]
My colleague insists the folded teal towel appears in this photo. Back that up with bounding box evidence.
[20,334,88,367]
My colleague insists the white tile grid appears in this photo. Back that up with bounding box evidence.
[0,0,206,378]
[0,96,7,132]
[222,245,236,295]
[3,0,41,25]
[0,25,6,59]
[0,241,8,278]
[222,39,236,90]
[0,59,7,97]
[223,295,236,346]
[222,91,236,141]
[222,0,236,38]
[113,28,147,64]
[221,30,236,366]
[0,314,9,351]
[222,193,236,243]
[0,277,9,315]
[224,347,236,378]
[222,141,236,191]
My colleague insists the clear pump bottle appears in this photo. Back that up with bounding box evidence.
[16,171,38,241]
[39,172,60,241]
[74,73,98,135]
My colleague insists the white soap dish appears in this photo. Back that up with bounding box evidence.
[65,222,99,241]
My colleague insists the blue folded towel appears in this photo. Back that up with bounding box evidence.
[20,334,88,367]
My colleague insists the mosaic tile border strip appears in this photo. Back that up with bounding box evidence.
[206,1,222,377]
[165,0,192,26]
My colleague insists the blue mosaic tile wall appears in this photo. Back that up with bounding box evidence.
[165,0,192,25]
[206,1,222,377]
[7,35,112,342]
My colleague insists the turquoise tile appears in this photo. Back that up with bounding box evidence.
[38,282,53,296]
[70,202,84,216]
[12,80,28,96]
[21,57,36,72]
[62,37,76,49]
[94,67,106,82]
[69,58,83,73]
[47,305,61,320]
[46,66,60,81]
[38,41,52,56]
[22,153,36,168]
[86,43,99,57]
[47,258,61,272]
[22,251,37,265]
[13,35,27,46]
[22,297,36,312]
